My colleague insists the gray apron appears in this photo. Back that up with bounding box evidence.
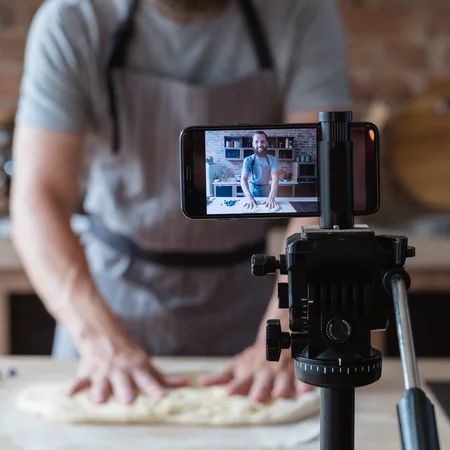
[53,0,283,358]
[249,154,272,197]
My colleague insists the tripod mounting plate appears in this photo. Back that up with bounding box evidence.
[300,224,374,241]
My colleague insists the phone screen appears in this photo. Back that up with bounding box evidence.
[181,123,379,219]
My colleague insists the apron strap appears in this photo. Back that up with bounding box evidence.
[107,0,140,153]
[237,0,274,70]
[89,218,266,268]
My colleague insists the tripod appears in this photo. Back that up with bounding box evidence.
[251,112,441,449]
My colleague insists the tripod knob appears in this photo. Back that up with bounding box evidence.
[278,283,289,309]
[326,317,352,344]
[266,319,291,361]
[251,254,278,276]
[279,254,288,275]
[392,237,416,264]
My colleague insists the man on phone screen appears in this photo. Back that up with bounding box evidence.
[241,131,280,209]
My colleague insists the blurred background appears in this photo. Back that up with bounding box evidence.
[0,0,449,357]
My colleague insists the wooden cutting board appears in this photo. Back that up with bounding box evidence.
[390,89,450,211]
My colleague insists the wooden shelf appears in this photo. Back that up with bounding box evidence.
[224,135,295,161]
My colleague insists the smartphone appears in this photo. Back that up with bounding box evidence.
[180,122,379,219]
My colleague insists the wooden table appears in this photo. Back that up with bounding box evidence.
[0,356,449,449]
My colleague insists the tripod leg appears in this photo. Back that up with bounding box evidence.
[391,276,420,390]
[320,387,355,450]
[391,276,440,450]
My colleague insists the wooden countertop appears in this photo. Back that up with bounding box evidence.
[0,356,449,449]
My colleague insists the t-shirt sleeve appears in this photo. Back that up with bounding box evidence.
[15,1,94,132]
[242,156,252,173]
[270,156,279,170]
[284,0,351,113]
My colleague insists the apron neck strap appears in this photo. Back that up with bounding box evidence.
[237,0,273,70]
[108,0,140,68]
[107,0,140,153]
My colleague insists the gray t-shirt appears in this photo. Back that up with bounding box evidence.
[16,0,350,131]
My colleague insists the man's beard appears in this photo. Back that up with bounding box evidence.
[254,148,267,157]
[153,0,232,14]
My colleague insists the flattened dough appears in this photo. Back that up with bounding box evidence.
[15,380,320,426]
[236,201,282,214]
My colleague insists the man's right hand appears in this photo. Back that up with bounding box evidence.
[243,197,258,209]
[67,333,188,405]
[10,127,186,406]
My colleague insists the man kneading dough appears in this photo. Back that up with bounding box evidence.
[11,0,349,406]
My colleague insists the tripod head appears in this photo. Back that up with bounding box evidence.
[258,226,414,388]
[251,111,440,450]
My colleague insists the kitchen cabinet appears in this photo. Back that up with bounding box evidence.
[295,181,317,197]
[214,185,233,197]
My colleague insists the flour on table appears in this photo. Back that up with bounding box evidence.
[15,379,320,426]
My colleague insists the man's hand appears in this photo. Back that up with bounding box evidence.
[243,197,258,209]
[263,196,277,209]
[198,341,312,403]
[67,333,188,405]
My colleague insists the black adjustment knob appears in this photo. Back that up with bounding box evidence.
[279,254,288,275]
[251,254,277,276]
[325,317,352,344]
[266,319,291,361]
[393,237,409,265]
[278,283,289,309]
[406,246,416,258]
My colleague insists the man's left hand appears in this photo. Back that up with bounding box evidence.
[263,196,277,209]
[198,341,312,402]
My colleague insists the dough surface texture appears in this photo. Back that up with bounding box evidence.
[15,381,320,426]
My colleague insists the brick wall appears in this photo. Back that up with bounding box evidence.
[337,0,450,116]
[0,0,41,114]
[205,128,316,179]
[0,0,449,117]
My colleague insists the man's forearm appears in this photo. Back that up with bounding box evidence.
[240,178,253,199]
[255,216,319,343]
[268,176,279,198]
[11,193,122,346]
